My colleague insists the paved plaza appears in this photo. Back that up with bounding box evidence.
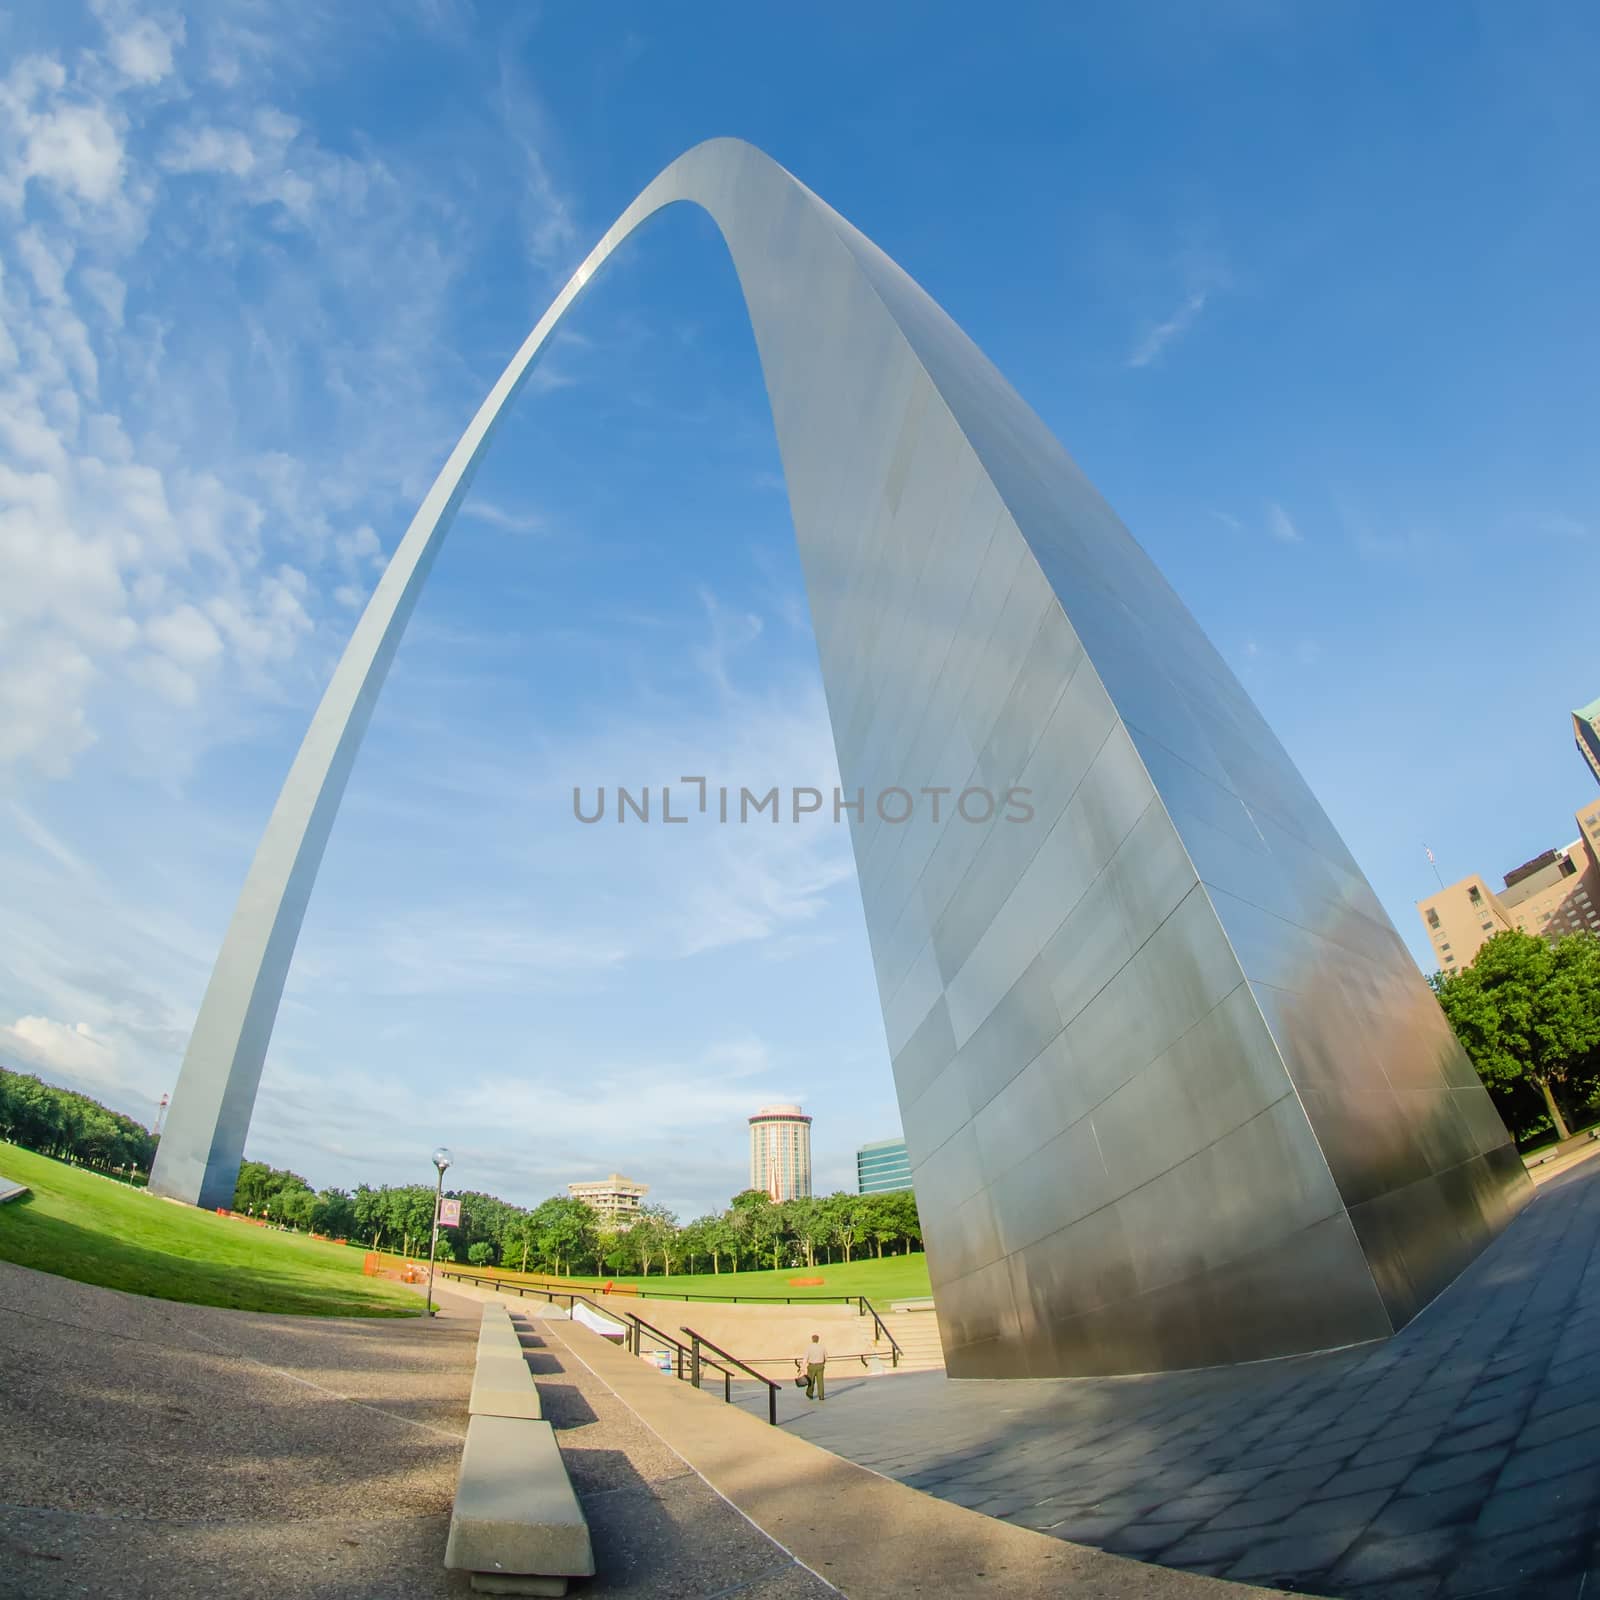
[0,1263,832,1598]
[753,1159,1600,1599]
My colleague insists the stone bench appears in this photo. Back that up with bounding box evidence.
[445,1414,594,1596]
[479,1320,526,1355]
[471,1352,542,1422]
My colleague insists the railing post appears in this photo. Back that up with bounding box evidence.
[690,1335,702,1389]
[769,1380,777,1427]
[724,1369,731,1404]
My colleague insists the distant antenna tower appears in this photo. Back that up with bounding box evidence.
[154,1093,169,1138]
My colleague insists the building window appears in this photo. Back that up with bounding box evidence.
[1440,943,1452,952]
[1468,886,1482,904]
[1427,909,1441,929]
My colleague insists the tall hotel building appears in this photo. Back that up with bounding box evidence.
[748,1104,812,1201]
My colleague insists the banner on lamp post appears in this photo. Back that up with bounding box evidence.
[437,1198,461,1229]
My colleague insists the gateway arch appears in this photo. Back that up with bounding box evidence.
[150,138,1530,1377]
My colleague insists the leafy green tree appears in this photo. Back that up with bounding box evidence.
[823,1193,865,1263]
[691,1213,736,1274]
[311,1188,357,1239]
[786,1197,830,1268]
[1433,929,1600,1141]
[627,1204,679,1276]
[524,1196,596,1277]
[882,1188,921,1254]
[467,1240,496,1267]
[864,1193,902,1259]
[0,1069,156,1176]
[728,1189,776,1272]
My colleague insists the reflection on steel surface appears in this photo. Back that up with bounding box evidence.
[150,139,1530,1375]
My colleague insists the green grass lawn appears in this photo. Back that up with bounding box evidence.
[480,1251,932,1308]
[0,1142,419,1317]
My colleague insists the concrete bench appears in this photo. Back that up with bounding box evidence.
[445,1414,594,1596]
[471,1352,542,1422]
[479,1322,526,1355]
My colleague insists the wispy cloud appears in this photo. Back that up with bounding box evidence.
[1266,501,1303,543]
[461,499,545,535]
[1215,505,1302,544]
[1127,289,1209,368]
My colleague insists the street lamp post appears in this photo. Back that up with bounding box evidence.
[425,1146,452,1316]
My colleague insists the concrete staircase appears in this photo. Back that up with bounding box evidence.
[879,1305,945,1374]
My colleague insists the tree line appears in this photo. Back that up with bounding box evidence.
[1432,927,1600,1145]
[230,1159,922,1277]
[0,1067,156,1176]
[0,1057,924,1277]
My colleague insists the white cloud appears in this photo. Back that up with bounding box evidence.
[461,500,545,535]
[0,0,567,781]
[0,54,126,210]
[1127,289,1208,368]
[2,1014,115,1084]
[104,14,185,87]
[159,123,257,177]
[1266,501,1303,543]
[249,1034,795,1212]
[147,602,225,667]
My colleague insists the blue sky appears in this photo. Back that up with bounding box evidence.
[2,1,1597,1218]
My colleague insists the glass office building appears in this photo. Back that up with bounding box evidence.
[857,1137,913,1195]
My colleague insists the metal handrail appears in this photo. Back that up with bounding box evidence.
[438,1270,766,1414]
[681,1324,781,1426]
[437,1266,907,1365]
[856,1296,902,1367]
[624,1309,730,1389]
[439,1267,902,1377]
[535,1280,863,1305]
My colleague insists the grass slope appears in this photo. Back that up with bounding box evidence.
[0,1142,418,1317]
[482,1251,932,1307]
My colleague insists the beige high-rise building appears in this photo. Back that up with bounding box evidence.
[748,1104,812,1201]
[566,1173,648,1225]
[1418,800,1600,973]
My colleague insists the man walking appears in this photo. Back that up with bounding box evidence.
[798,1332,827,1401]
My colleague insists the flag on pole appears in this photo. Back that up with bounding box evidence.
[1424,845,1435,864]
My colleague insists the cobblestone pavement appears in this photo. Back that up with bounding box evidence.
[746,1160,1600,1600]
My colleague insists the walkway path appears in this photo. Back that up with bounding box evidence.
[0,1258,470,1598]
[0,1262,833,1597]
[754,1159,1600,1600]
